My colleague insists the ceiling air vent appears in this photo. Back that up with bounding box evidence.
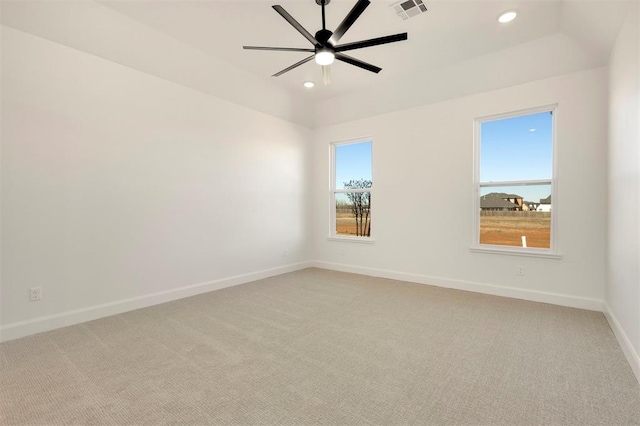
[391,0,427,20]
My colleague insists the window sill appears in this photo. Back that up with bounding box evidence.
[327,236,375,244]
[469,245,562,260]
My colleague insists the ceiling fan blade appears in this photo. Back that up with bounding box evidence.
[272,55,315,77]
[322,65,331,85]
[328,0,370,46]
[334,33,408,53]
[243,46,315,52]
[272,5,319,46]
[335,53,381,74]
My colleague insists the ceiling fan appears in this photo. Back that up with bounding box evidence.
[243,0,408,85]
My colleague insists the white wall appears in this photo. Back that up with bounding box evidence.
[0,27,311,341]
[606,2,640,380]
[311,68,608,309]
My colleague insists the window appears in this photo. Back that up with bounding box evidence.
[473,106,557,256]
[330,140,373,239]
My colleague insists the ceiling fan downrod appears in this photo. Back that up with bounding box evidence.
[320,0,328,31]
[315,0,333,51]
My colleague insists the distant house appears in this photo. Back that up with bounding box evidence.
[480,193,523,211]
[526,201,540,211]
[537,195,552,212]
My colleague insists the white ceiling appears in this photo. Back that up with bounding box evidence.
[98,0,565,101]
[0,0,632,127]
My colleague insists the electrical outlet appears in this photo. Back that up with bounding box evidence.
[283,249,289,258]
[30,287,42,301]
[517,266,525,276]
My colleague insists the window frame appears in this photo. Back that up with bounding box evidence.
[329,138,375,242]
[471,104,561,259]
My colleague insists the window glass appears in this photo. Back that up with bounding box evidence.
[480,112,552,182]
[332,140,372,238]
[335,141,372,190]
[477,109,554,251]
[479,184,551,248]
[335,193,372,237]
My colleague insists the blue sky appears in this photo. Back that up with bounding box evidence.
[480,111,553,201]
[335,141,372,189]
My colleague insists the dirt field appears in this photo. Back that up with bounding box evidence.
[336,213,371,237]
[336,213,550,247]
[480,215,550,248]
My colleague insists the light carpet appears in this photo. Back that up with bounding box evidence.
[1,268,639,425]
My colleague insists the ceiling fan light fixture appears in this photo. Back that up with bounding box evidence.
[497,10,517,23]
[315,49,335,66]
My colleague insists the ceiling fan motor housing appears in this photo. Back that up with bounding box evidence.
[315,29,334,49]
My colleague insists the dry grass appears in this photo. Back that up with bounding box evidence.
[480,215,550,248]
[336,213,370,237]
[335,213,550,248]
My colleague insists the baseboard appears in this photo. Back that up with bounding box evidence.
[604,304,640,384]
[0,261,312,343]
[0,260,607,343]
[311,261,604,312]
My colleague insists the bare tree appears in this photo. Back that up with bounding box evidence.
[343,179,372,237]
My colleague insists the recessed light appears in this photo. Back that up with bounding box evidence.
[303,81,315,88]
[498,10,517,23]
